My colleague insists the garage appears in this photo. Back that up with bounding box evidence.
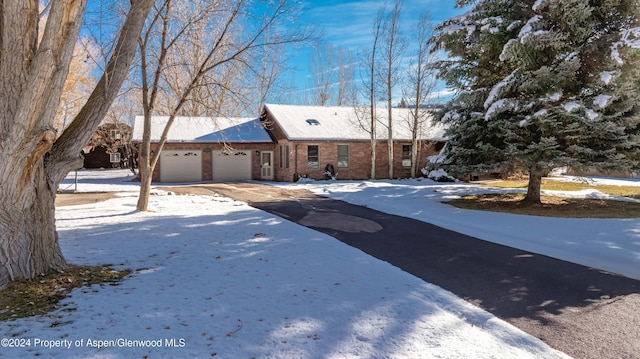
[133,116,273,183]
[160,150,202,182]
[212,150,251,181]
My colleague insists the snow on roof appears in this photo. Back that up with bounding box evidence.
[264,104,446,141]
[131,116,273,143]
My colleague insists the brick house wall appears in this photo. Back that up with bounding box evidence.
[262,107,445,182]
[272,139,443,181]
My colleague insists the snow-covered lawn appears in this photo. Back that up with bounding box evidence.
[0,169,573,358]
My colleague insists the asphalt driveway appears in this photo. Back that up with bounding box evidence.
[167,182,640,359]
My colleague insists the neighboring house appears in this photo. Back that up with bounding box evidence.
[130,116,275,182]
[83,121,133,169]
[261,104,446,181]
[131,105,446,183]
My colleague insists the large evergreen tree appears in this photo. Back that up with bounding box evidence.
[433,0,640,203]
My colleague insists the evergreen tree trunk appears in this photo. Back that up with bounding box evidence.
[523,164,543,205]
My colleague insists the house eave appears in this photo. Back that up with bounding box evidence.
[130,140,275,144]
[283,137,444,142]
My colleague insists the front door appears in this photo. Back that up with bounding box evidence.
[260,151,274,180]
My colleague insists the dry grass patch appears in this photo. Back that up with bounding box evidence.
[447,193,640,218]
[0,265,131,322]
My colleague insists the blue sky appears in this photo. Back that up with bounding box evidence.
[80,0,468,105]
[298,0,466,46]
[286,0,469,103]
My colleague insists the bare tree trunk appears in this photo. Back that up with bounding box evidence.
[367,9,384,180]
[336,47,354,107]
[136,162,153,210]
[387,107,394,179]
[0,165,67,289]
[369,102,377,180]
[0,0,85,289]
[380,0,404,179]
[255,44,284,114]
[405,11,434,179]
[0,0,154,288]
[523,164,543,204]
[311,42,334,106]
[410,131,419,178]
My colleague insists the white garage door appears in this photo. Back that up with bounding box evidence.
[160,150,202,182]
[212,150,251,181]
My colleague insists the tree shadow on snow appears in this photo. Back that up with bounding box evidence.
[248,191,640,359]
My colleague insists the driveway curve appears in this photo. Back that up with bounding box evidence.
[162,182,640,359]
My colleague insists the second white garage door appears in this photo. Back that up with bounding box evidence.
[212,151,251,181]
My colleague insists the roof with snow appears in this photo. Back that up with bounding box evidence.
[263,104,446,141]
[131,116,273,143]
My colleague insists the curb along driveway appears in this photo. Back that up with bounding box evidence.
[166,182,640,359]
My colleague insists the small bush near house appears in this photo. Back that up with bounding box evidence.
[426,169,456,182]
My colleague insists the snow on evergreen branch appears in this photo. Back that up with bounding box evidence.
[499,38,518,61]
[436,9,476,41]
[518,15,542,43]
[611,27,640,64]
[479,16,504,34]
[440,23,476,38]
[594,94,612,109]
[485,98,518,121]
[584,108,598,121]
[484,70,516,109]
[442,111,460,122]
[550,93,562,101]
[562,102,580,112]
[600,71,615,85]
[532,0,548,12]
[506,20,522,32]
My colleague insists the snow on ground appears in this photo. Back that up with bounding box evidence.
[58,168,141,193]
[1,169,570,358]
[549,174,640,187]
[277,178,640,281]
